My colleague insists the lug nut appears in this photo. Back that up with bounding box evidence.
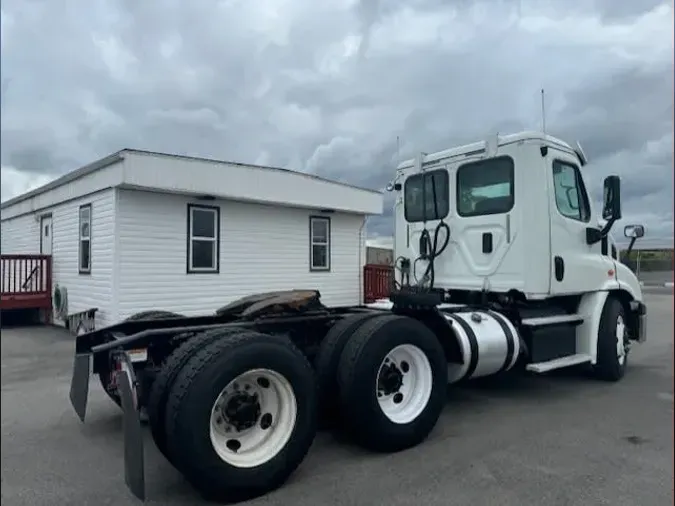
[260,413,273,430]
[226,440,241,452]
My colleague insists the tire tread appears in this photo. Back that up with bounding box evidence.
[163,330,317,502]
[147,326,243,460]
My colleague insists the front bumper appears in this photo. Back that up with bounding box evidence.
[629,300,647,343]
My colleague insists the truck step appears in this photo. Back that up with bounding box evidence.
[521,314,583,328]
[526,353,592,373]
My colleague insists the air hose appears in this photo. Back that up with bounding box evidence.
[413,220,450,290]
[412,166,451,291]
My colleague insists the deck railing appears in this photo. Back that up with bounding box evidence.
[0,254,53,310]
[363,264,394,303]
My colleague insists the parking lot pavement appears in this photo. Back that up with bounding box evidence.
[2,294,673,506]
[638,271,674,288]
[643,285,674,295]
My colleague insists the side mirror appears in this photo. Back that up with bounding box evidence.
[623,224,645,256]
[602,175,622,221]
[624,224,645,239]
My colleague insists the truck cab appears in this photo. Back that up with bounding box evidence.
[390,131,644,304]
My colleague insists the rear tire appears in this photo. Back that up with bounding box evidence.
[147,327,243,462]
[98,310,183,407]
[592,297,629,382]
[164,330,317,502]
[314,312,380,428]
[337,314,447,452]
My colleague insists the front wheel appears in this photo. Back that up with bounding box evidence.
[164,331,317,502]
[593,297,629,382]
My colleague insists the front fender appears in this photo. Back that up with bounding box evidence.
[612,261,644,302]
[576,291,609,364]
[598,277,641,301]
[578,263,646,363]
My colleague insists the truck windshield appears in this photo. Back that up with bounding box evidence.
[404,169,449,223]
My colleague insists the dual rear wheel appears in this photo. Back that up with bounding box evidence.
[316,313,448,452]
[150,329,316,502]
[147,313,446,502]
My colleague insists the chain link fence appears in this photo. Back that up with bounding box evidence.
[620,250,674,285]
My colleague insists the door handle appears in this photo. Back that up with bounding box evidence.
[482,232,493,254]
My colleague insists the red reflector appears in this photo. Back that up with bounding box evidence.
[608,270,615,276]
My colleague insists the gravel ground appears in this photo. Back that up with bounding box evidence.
[1,293,673,506]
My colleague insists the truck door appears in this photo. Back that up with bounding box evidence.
[404,156,523,292]
[548,157,615,294]
[398,168,450,286]
[442,155,523,291]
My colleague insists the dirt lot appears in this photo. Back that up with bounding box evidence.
[1,294,673,506]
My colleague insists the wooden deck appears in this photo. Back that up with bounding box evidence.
[363,264,394,303]
[0,255,52,311]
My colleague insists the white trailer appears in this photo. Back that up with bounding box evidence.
[68,131,647,503]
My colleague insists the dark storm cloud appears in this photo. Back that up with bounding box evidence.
[556,67,673,160]
[1,0,672,243]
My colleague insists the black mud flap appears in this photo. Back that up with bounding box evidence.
[69,353,91,422]
[116,351,146,502]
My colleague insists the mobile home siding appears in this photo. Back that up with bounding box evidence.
[1,189,117,327]
[0,214,41,254]
[116,189,364,319]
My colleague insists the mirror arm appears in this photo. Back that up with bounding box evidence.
[625,236,638,257]
[600,217,617,237]
[586,217,617,245]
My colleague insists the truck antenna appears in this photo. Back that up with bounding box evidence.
[541,88,547,134]
[396,135,401,165]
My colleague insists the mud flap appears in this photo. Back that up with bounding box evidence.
[69,353,91,422]
[116,352,146,502]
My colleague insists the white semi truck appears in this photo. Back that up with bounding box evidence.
[69,130,646,503]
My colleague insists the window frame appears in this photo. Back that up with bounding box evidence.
[456,155,515,218]
[186,203,221,274]
[39,212,53,255]
[403,168,450,223]
[309,216,331,272]
[551,159,591,224]
[78,204,92,275]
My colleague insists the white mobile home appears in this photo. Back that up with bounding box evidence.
[0,149,382,330]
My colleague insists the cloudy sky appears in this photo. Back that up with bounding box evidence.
[1,0,673,248]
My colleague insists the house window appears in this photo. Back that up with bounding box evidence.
[187,204,220,273]
[457,156,514,217]
[310,216,331,271]
[552,160,591,223]
[79,204,92,274]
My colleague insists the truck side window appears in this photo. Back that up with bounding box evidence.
[404,169,449,222]
[456,156,514,217]
[552,160,591,222]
